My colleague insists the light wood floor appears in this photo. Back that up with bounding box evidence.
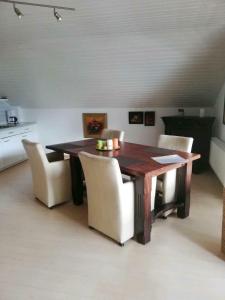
[0,162,225,300]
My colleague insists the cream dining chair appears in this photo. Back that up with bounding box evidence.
[103,129,158,204]
[22,139,72,208]
[101,129,125,141]
[156,134,194,216]
[79,151,134,245]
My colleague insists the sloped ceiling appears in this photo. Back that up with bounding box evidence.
[0,0,225,108]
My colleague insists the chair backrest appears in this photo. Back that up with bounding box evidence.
[78,151,124,220]
[22,139,49,198]
[158,134,193,153]
[101,129,125,141]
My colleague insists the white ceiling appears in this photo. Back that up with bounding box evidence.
[0,0,225,108]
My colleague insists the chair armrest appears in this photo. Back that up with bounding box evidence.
[156,169,177,205]
[47,158,72,206]
[121,181,135,234]
[122,181,134,199]
[49,159,70,177]
[157,178,163,192]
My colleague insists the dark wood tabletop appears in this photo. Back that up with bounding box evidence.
[46,139,200,177]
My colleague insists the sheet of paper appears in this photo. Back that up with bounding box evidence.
[151,154,187,164]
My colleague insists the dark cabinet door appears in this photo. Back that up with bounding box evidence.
[162,117,215,173]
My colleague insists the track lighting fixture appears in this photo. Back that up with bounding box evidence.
[54,8,62,22]
[13,3,23,19]
[0,0,75,21]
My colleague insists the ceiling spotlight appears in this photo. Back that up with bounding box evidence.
[13,3,23,19]
[54,8,62,21]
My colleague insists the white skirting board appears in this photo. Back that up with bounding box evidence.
[209,137,225,187]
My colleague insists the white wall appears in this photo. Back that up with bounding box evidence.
[214,82,225,142]
[210,138,225,186]
[22,107,214,146]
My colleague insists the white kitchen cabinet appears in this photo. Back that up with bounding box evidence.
[1,136,22,167]
[0,123,37,171]
[16,126,38,160]
[0,140,4,169]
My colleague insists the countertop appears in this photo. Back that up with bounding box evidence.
[0,122,36,132]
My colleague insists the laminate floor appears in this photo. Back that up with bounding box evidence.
[0,162,224,300]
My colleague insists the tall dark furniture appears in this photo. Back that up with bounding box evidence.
[162,116,215,173]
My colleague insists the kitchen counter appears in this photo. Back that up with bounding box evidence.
[0,122,36,131]
[0,122,38,171]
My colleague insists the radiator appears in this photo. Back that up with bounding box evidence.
[209,137,225,187]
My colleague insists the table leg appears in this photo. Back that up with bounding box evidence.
[70,156,84,205]
[134,173,152,244]
[176,162,192,218]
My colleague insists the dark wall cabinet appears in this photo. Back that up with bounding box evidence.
[162,116,215,173]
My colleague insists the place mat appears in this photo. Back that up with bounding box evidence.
[151,154,187,164]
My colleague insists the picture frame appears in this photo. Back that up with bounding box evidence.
[144,111,155,126]
[82,113,107,138]
[128,111,144,124]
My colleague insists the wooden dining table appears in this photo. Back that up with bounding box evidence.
[46,139,200,245]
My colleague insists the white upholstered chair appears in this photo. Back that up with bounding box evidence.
[101,129,125,142]
[156,134,193,216]
[78,151,134,245]
[22,139,72,208]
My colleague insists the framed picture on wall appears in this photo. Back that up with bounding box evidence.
[144,111,155,126]
[82,113,107,138]
[128,111,144,124]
